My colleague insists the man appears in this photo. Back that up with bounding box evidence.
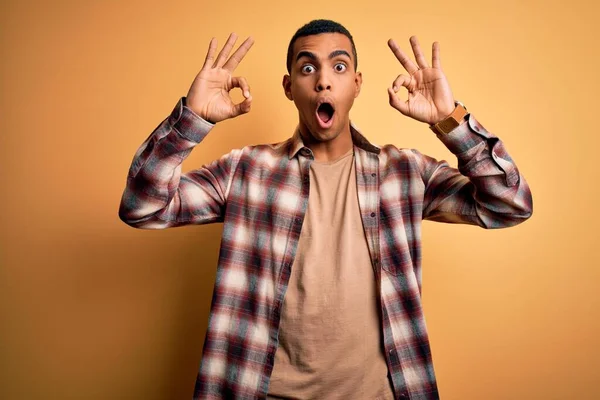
[119,19,532,400]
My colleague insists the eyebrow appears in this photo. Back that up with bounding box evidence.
[295,49,352,64]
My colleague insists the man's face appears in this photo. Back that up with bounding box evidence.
[283,33,362,143]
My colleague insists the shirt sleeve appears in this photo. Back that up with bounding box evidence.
[412,113,533,228]
[118,97,242,229]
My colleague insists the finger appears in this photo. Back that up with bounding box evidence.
[202,37,218,70]
[233,94,253,117]
[388,38,419,75]
[432,41,441,70]
[410,36,429,69]
[223,36,255,72]
[391,74,412,93]
[231,76,251,98]
[213,32,238,68]
[388,87,409,116]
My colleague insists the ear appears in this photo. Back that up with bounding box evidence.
[282,74,293,100]
[354,71,363,98]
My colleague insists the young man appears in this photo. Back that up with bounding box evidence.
[119,19,532,400]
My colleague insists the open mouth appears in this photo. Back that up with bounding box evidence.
[316,101,335,128]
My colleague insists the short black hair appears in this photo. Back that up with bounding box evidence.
[286,19,358,74]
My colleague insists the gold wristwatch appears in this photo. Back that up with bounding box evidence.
[429,101,468,135]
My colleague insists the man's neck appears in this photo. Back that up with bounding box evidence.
[299,125,354,163]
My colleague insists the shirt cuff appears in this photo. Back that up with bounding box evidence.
[436,113,520,187]
[435,113,493,155]
[167,97,215,143]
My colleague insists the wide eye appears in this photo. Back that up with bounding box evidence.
[334,63,347,72]
[302,65,315,74]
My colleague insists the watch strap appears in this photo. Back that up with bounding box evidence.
[429,102,468,135]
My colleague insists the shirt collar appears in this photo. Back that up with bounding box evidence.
[288,120,381,159]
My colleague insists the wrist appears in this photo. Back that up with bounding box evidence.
[429,101,468,135]
[430,101,458,126]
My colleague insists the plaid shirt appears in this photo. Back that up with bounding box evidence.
[119,97,533,399]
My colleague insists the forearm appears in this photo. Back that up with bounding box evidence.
[421,113,533,228]
[118,97,218,228]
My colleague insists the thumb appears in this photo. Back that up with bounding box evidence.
[232,94,253,117]
[388,87,409,116]
[230,76,253,117]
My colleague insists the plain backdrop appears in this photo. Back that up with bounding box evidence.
[1,0,599,399]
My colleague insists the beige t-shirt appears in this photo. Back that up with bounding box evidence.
[267,148,395,399]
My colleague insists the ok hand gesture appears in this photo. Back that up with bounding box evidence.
[186,33,254,123]
[387,36,456,125]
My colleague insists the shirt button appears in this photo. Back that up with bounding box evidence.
[303,175,309,183]
[371,173,376,177]
[399,393,408,398]
[295,217,301,224]
[370,212,376,217]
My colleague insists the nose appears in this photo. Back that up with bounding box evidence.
[315,71,332,92]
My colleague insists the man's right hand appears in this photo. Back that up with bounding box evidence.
[186,33,255,123]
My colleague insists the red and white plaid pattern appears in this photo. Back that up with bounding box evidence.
[119,97,533,399]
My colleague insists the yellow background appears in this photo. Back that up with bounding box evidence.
[1,0,598,398]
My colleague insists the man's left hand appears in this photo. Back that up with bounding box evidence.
[387,36,456,125]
